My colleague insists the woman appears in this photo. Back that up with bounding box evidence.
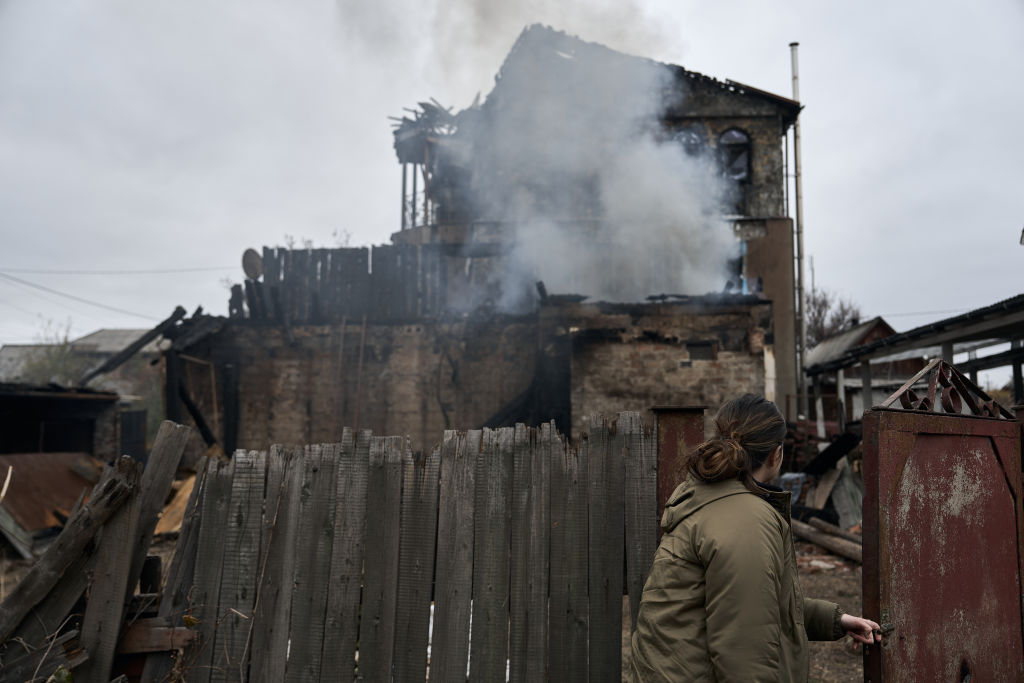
[629,394,880,681]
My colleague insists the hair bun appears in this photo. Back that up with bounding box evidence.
[688,436,749,483]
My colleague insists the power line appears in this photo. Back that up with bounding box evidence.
[0,271,159,321]
[0,266,235,275]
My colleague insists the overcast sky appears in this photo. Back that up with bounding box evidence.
[1,1,1022,382]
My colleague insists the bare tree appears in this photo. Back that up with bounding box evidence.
[805,287,863,348]
[19,319,92,386]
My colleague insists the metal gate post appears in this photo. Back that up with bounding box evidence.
[651,406,706,514]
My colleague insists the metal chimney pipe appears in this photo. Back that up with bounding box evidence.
[790,41,809,419]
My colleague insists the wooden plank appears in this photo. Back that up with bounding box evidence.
[549,423,588,683]
[431,431,478,680]
[588,415,625,682]
[392,441,440,682]
[77,458,145,683]
[509,423,549,682]
[119,618,195,653]
[623,412,657,631]
[0,457,136,643]
[284,444,339,682]
[359,436,403,681]
[469,428,513,680]
[792,519,862,563]
[526,423,551,679]
[249,446,303,683]
[210,450,266,682]
[183,459,233,683]
[141,458,210,683]
[154,473,196,535]
[125,421,193,605]
[320,429,369,680]
[0,629,81,683]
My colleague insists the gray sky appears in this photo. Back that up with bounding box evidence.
[2,1,1022,382]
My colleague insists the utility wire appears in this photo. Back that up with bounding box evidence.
[0,266,235,275]
[0,271,159,320]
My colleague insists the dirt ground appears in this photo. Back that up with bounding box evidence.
[622,540,866,682]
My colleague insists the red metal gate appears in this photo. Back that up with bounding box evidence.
[862,359,1024,681]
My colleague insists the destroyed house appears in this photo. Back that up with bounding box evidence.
[166,27,804,453]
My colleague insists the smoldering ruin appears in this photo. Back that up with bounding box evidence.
[157,25,802,456]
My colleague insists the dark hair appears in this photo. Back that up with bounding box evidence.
[687,394,787,492]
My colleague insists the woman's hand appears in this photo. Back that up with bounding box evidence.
[840,613,881,644]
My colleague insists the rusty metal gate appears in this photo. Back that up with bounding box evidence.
[862,359,1024,681]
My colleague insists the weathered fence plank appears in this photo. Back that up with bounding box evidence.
[509,423,549,682]
[250,446,302,683]
[624,413,658,631]
[142,457,211,683]
[185,459,234,683]
[431,431,478,680]
[285,444,339,682]
[210,450,266,682]
[320,430,369,681]
[470,428,513,680]
[360,436,404,680]
[392,443,440,682]
[589,416,625,681]
[549,425,588,683]
[77,458,144,683]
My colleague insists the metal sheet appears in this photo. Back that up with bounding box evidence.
[863,408,1024,681]
[652,406,705,514]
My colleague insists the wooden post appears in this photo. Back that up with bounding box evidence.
[860,360,873,416]
[165,351,182,423]
[836,368,846,432]
[941,341,954,363]
[814,376,826,439]
[1013,341,1023,404]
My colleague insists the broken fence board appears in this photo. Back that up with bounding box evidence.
[392,442,440,682]
[469,428,513,681]
[320,429,369,681]
[623,412,658,632]
[431,430,478,681]
[77,458,145,683]
[359,436,404,681]
[0,457,136,644]
[588,416,625,682]
[284,444,339,682]
[183,459,233,683]
[210,450,266,683]
[141,457,210,683]
[549,425,588,683]
[249,446,303,683]
[125,421,192,606]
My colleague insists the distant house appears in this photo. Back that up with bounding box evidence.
[0,328,164,449]
[804,317,925,424]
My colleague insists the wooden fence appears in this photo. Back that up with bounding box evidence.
[155,413,657,682]
[229,245,447,324]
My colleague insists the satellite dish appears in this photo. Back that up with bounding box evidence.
[242,248,263,281]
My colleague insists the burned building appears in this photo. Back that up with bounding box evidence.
[166,26,802,452]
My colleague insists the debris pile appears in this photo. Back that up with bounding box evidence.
[0,422,192,682]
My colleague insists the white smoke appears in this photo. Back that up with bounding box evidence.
[447,27,739,308]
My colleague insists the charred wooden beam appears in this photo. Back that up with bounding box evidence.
[178,381,217,448]
[79,306,187,386]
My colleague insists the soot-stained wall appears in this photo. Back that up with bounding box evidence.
[176,298,773,453]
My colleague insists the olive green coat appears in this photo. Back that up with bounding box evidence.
[628,477,844,682]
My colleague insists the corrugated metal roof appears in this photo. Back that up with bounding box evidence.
[805,317,890,367]
[0,452,100,533]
